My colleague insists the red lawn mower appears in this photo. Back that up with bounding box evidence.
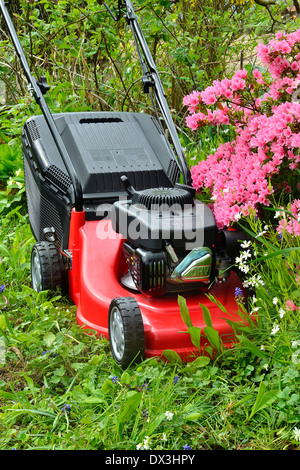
[1,0,246,367]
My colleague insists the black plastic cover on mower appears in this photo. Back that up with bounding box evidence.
[22,111,180,249]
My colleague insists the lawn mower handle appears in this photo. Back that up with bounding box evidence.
[105,0,192,187]
[0,0,84,212]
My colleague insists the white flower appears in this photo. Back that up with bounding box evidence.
[272,297,278,305]
[239,263,250,274]
[251,306,260,312]
[242,249,251,260]
[240,240,251,248]
[250,305,260,315]
[161,433,167,442]
[279,308,285,318]
[274,211,281,219]
[143,436,150,448]
[256,230,266,237]
[271,323,280,335]
[243,274,265,288]
[235,255,243,265]
[293,427,300,442]
[165,411,174,421]
[234,212,241,221]
[137,436,151,450]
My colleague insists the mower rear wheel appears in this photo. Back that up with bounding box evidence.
[31,241,68,294]
[108,297,145,368]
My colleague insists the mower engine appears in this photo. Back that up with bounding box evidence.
[112,176,231,297]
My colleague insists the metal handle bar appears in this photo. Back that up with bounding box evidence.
[122,0,192,186]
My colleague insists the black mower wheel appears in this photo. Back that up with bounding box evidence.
[108,297,145,368]
[31,241,68,294]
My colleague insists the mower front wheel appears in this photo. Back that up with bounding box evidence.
[108,297,145,368]
[31,241,68,294]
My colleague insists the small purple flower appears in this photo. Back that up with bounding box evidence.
[183,444,193,450]
[234,287,243,297]
[42,350,58,358]
[173,375,180,384]
[61,404,71,412]
[0,285,5,294]
[111,375,118,383]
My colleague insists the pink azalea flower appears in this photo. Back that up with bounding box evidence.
[183,29,300,228]
[286,299,299,311]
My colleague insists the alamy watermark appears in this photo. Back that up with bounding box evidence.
[292,88,300,102]
[95,198,207,250]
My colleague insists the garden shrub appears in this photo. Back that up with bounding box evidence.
[184,29,300,231]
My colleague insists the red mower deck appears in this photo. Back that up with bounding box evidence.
[68,210,244,361]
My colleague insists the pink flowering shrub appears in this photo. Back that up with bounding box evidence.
[184,30,300,229]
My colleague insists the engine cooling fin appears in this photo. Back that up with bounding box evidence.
[135,187,193,210]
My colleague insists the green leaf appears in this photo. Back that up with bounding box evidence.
[43,332,56,348]
[147,413,165,435]
[236,335,267,359]
[204,326,221,354]
[225,319,254,334]
[120,371,131,385]
[0,314,7,331]
[162,349,182,363]
[118,392,142,423]
[14,332,40,345]
[248,381,279,421]
[79,396,107,404]
[183,410,202,421]
[5,408,56,419]
[101,379,114,395]
[187,326,201,352]
[23,374,36,397]
[191,355,210,368]
[205,293,228,313]
[178,295,192,327]
[2,313,13,334]
[200,303,212,327]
